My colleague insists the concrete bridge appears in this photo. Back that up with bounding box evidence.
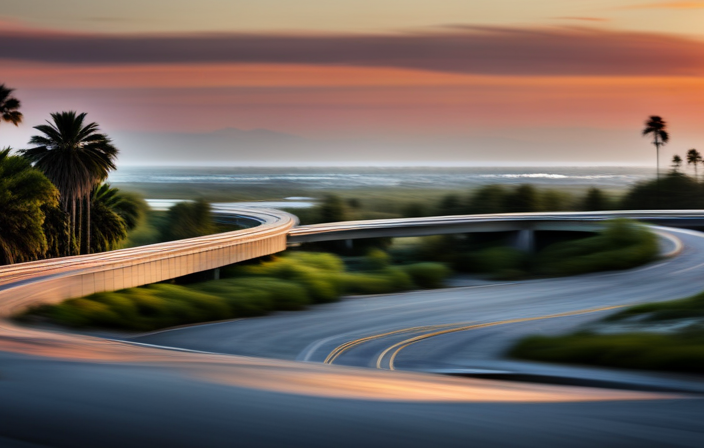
[289,210,704,251]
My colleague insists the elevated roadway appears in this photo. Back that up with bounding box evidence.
[289,209,704,243]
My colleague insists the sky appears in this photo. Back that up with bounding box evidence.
[1,0,703,166]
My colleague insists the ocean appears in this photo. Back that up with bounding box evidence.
[109,166,653,190]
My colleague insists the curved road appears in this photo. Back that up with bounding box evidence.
[2,213,704,446]
[134,226,703,372]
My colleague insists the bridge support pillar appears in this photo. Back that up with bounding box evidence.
[213,268,221,280]
[345,239,354,250]
[511,229,535,253]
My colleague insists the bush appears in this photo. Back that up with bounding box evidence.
[401,263,451,288]
[22,250,450,331]
[214,278,310,310]
[362,249,391,271]
[510,330,704,374]
[341,271,407,295]
[160,199,217,242]
[605,290,704,322]
[535,220,657,276]
[464,246,527,278]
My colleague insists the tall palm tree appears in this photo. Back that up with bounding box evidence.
[0,148,59,264]
[687,148,702,179]
[0,84,23,127]
[20,111,118,255]
[642,116,669,181]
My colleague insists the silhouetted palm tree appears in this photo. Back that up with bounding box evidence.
[0,148,59,264]
[687,148,702,179]
[0,84,22,127]
[20,111,118,255]
[92,183,145,231]
[90,183,128,252]
[671,155,683,173]
[642,116,669,181]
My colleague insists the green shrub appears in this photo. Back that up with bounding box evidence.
[605,291,704,322]
[465,246,527,276]
[341,272,397,295]
[284,252,345,273]
[400,263,451,288]
[217,278,310,310]
[363,249,391,271]
[19,250,453,331]
[535,220,657,276]
[510,331,704,374]
[340,267,414,295]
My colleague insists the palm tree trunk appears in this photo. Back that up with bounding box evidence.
[86,194,91,254]
[78,197,84,254]
[655,138,661,209]
[70,198,76,255]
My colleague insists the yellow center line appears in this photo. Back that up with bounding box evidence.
[381,305,626,370]
[323,322,474,364]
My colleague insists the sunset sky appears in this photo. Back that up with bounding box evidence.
[1,0,703,165]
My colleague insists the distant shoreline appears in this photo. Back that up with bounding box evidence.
[111,166,651,202]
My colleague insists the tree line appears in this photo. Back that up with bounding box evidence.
[0,83,145,264]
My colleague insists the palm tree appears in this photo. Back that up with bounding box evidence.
[0,148,59,264]
[687,148,702,179]
[642,116,669,181]
[20,111,118,255]
[93,184,146,231]
[0,84,23,127]
[90,184,128,252]
[671,155,683,173]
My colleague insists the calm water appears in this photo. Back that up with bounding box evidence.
[110,166,652,190]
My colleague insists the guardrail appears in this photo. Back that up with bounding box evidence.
[289,210,704,243]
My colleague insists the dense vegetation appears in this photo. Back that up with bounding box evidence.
[510,291,704,374]
[390,219,658,279]
[510,331,704,374]
[291,184,617,226]
[0,148,59,264]
[19,251,451,331]
[533,220,658,276]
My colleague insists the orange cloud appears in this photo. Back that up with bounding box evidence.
[13,68,701,135]
[1,62,486,89]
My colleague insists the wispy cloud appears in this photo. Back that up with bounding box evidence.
[1,26,703,76]
[79,17,135,23]
[621,1,704,9]
[553,17,610,22]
